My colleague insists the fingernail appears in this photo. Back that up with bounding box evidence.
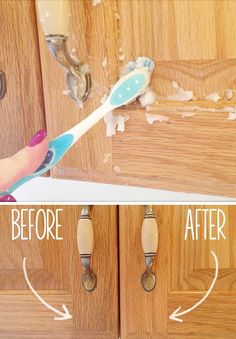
[28,129,47,147]
[0,194,17,202]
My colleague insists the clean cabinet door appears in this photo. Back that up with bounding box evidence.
[0,205,119,338]
[119,205,236,338]
[0,0,46,158]
[37,0,236,197]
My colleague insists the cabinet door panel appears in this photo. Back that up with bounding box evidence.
[0,0,46,158]
[37,0,236,197]
[119,205,236,338]
[0,205,118,338]
[37,0,118,178]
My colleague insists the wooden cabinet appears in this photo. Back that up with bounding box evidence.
[37,0,236,198]
[0,205,119,338]
[0,0,46,158]
[120,205,236,338]
[1,1,236,197]
[0,204,236,338]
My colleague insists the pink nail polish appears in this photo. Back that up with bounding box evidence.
[28,129,47,147]
[0,194,17,202]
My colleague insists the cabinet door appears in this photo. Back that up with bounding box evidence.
[0,205,118,338]
[119,205,236,338]
[37,0,236,197]
[0,0,46,158]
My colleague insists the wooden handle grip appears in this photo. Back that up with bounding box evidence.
[77,218,94,256]
[141,217,158,254]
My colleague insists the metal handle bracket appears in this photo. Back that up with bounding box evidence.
[77,205,97,292]
[0,71,6,100]
[46,35,91,104]
[141,205,158,292]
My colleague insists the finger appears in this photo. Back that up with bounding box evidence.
[0,129,48,192]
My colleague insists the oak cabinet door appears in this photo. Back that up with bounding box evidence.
[0,0,46,158]
[119,205,236,338]
[37,0,236,197]
[0,205,119,338]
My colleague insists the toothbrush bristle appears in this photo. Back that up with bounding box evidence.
[132,57,154,72]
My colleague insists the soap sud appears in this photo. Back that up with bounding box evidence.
[118,48,126,61]
[115,12,120,20]
[104,112,129,137]
[80,63,90,74]
[76,99,84,109]
[100,93,109,104]
[113,165,121,173]
[102,57,108,68]
[70,54,80,64]
[62,89,71,96]
[120,56,155,77]
[222,106,236,113]
[92,0,102,6]
[172,81,178,90]
[228,112,236,120]
[196,106,236,113]
[136,56,154,70]
[139,87,157,107]
[146,113,169,124]
[103,153,111,164]
[181,112,196,118]
[205,92,220,102]
[225,89,234,100]
[119,52,126,61]
[194,105,236,121]
[165,81,194,101]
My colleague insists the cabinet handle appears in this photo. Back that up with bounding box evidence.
[0,71,6,100]
[36,0,91,103]
[77,206,97,292]
[141,205,158,292]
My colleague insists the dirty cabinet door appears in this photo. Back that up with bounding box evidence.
[119,205,236,338]
[0,205,119,338]
[38,0,236,197]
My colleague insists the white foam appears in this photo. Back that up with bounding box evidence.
[146,113,169,124]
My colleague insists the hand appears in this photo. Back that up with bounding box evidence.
[0,129,48,202]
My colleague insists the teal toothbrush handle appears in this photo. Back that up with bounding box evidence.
[1,67,151,196]
[1,133,74,196]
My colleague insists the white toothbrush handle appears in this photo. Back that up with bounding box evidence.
[65,102,113,145]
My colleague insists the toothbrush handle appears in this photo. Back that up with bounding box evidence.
[1,102,113,196]
[66,102,112,145]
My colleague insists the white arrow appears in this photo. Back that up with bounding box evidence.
[169,250,218,323]
[23,257,72,321]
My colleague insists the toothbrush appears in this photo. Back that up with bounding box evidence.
[1,59,154,196]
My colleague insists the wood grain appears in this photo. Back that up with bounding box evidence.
[0,0,46,158]
[36,0,236,197]
[118,0,236,62]
[170,205,236,292]
[37,0,118,176]
[0,205,118,338]
[168,293,236,337]
[119,205,168,338]
[119,205,236,338]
